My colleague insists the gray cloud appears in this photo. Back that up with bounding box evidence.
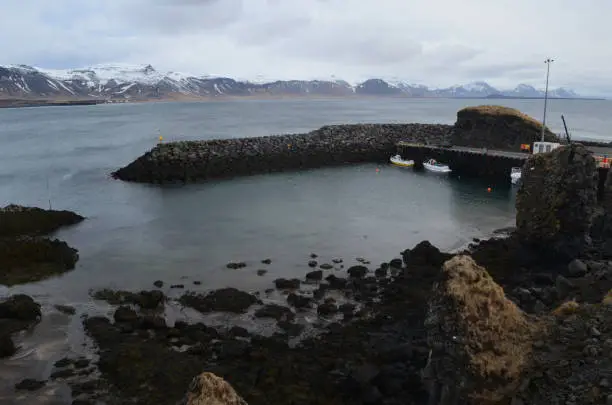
[0,0,610,95]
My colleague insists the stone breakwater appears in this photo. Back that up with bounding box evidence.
[112,124,452,183]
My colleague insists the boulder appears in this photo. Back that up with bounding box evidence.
[273,278,301,290]
[347,265,368,278]
[516,144,597,259]
[401,240,451,269]
[0,204,84,237]
[423,255,536,404]
[178,288,258,314]
[254,304,295,321]
[178,372,247,405]
[451,105,558,151]
[305,270,323,281]
[0,333,16,358]
[0,294,41,321]
[113,306,139,324]
[0,237,79,286]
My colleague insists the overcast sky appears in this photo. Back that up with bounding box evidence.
[2,0,611,96]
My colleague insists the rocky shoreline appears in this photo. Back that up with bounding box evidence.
[3,137,612,404]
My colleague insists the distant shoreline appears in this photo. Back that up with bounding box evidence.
[0,99,105,109]
[0,95,606,109]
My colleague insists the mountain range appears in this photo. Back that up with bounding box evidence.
[0,63,583,103]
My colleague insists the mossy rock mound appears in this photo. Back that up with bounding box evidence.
[452,105,559,151]
[0,204,84,237]
[0,237,79,286]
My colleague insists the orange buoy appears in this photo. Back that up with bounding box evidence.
[375,168,380,173]
[487,187,492,192]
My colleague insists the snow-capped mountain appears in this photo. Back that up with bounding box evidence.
[0,64,583,101]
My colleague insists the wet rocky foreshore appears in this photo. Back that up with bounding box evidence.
[0,204,84,359]
[4,128,612,404]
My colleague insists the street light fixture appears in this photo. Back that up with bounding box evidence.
[541,58,554,142]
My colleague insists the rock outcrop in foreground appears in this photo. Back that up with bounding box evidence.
[0,204,84,286]
[0,294,42,358]
[516,144,597,259]
[178,373,247,405]
[452,105,558,151]
[112,124,452,183]
[424,255,537,404]
[0,204,84,237]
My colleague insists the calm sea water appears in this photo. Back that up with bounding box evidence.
[0,97,610,403]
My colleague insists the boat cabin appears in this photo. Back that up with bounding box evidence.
[532,141,561,155]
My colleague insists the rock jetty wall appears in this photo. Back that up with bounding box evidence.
[112,124,452,183]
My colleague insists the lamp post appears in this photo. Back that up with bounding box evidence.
[541,58,554,141]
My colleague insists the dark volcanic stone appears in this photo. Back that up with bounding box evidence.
[0,334,16,358]
[277,320,305,336]
[113,306,139,324]
[325,274,348,289]
[389,258,403,269]
[14,378,46,391]
[51,368,75,379]
[54,304,76,315]
[136,290,165,309]
[92,289,165,310]
[308,260,318,268]
[170,284,185,289]
[228,326,250,338]
[0,294,41,321]
[153,280,163,288]
[401,240,450,268]
[179,288,258,314]
[0,237,80,286]
[256,269,267,276]
[306,270,323,281]
[0,205,84,237]
[375,267,388,277]
[347,265,368,278]
[261,258,272,265]
[226,261,247,269]
[317,302,338,316]
[54,357,73,368]
[255,304,295,321]
[320,263,334,270]
[287,293,313,309]
[516,144,597,259]
[74,358,91,369]
[274,278,301,290]
[139,315,167,330]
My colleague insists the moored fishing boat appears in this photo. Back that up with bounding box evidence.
[390,154,415,167]
[423,158,451,173]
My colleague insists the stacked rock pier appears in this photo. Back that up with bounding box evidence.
[112,105,612,185]
[112,124,452,183]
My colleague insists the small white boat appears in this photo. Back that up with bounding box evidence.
[510,167,522,185]
[423,159,452,173]
[390,154,415,167]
